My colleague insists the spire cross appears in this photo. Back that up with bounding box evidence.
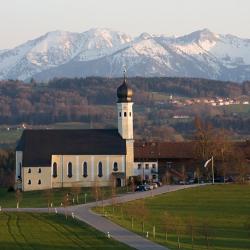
[123,65,127,83]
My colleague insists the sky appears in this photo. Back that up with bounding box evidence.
[0,0,249,49]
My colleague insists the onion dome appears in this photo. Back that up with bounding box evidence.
[117,76,133,103]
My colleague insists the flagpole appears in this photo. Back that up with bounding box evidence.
[212,156,215,185]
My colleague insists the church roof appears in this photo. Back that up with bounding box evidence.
[17,129,126,167]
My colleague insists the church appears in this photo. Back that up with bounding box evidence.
[15,76,158,191]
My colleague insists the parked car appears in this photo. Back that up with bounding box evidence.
[154,181,162,187]
[178,180,187,185]
[135,185,146,192]
[188,179,195,184]
[143,184,153,191]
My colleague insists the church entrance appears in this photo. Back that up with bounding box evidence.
[116,178,122,187]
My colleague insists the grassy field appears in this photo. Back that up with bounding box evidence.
[95,184,250,250]
[0,186,128,208]
[0,129,22,145]
[0,212,132,250]
[220,104,250,114]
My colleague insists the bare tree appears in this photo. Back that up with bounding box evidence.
[71,184,81,204]
[174,216,183,249]
[195,166,201,183]
[163,211,175,241]
[162,170,171,185]
[185,216,197,250]
[201,219,214,250]
[110,175,117,213]
[15,189,22,208]
[43,189,53,211]
[233,151,249,183]
[194,116,216,162]
[62,193,70,219]
[124,201,141,230]
[181,165,186,183]
[91,178,101,207]
[214,129,233,182]
[138,199,149,233]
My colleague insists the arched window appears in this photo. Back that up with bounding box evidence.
[119,112,122,117]
[98,162,103,177]
[124,112,127,117]
[18,163,22,178]
[38,168,41,173]
[28,168,31,173]
[113,162,118,172]
[83,162,88,177]
[129,112,132,117]
[38,180,41,185]
[52,162,57,178]
[68,162,73,178]
[28,180,31,185]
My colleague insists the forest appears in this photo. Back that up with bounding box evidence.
[0,77,250,142]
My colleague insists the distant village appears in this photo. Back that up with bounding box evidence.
[167,95,250,107]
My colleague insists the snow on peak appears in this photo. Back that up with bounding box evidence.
[1,28,250,82]
[83,28,132,48]
[138,32,152,40]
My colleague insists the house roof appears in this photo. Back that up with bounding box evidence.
[17,129,126,167]
[134,140,250,161]
[134,141,195,160]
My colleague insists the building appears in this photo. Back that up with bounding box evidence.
[16,76,136,191]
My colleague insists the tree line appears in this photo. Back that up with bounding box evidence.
[0,77,249,125]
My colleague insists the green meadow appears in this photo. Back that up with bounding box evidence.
[95,184,250,250]
[0,186,128,208]
[0,212,132,250]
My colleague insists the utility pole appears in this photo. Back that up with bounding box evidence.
[204,157,215,185]
[212,156,215,185]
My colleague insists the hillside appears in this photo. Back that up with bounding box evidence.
[0,77,250,144]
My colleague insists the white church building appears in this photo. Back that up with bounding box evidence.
[15,77,158,191]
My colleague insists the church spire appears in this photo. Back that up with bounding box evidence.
[117,67,133,103]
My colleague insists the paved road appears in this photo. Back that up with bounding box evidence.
[3,184,204,250]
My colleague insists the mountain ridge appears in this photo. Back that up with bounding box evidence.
[1,28,250,82]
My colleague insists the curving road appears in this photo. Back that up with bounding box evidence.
[3,184,204,250]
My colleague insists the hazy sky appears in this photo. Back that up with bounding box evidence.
[0,0,249,49]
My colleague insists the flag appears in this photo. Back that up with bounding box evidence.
[204,158,212,168]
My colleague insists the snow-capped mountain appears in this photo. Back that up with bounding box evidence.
[1,28,250,82]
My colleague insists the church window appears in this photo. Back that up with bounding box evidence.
[119,112,122,117]
[18,163,22,178]
[113,162,118,172]
[52,162,57,178]
[38,180,41,185]
[98,162,103,177]
[28,180,31,185]
[38,168,41,173]
[28,168,31,173]
[83,162,88,177]
[67,162,73,178]
[129,112,132,117]
[124,112,127,117]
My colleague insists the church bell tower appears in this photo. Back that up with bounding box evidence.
[117,71,134,179]
[117,73,133,140]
